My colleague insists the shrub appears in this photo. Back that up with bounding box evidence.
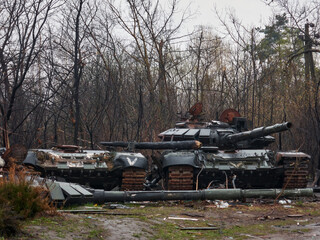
[0,200,22,237]
[0,163,56,237]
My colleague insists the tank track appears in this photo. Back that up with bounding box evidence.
[282,156,309,189]
[167,165,194,190]
[121,167,146,191]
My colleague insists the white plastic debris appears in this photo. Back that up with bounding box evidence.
[167,217,199,221]
[279,199,292,205]
[283,205,292,208]
[214,200,229,208]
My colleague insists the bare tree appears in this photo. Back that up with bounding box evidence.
[55,0,99,145]
[0,0,58,148]
[187,26,224,115]
[106,0,189,139]
[271,0,320,174]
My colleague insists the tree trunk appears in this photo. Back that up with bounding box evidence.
[73,0,84,145]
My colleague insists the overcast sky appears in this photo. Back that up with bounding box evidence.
[179,0,274,33]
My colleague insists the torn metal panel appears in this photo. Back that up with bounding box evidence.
[46,181,65,201]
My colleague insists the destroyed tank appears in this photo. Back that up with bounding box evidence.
[23,145,148,190]
[102,103,310,190]
[157,103,310,190]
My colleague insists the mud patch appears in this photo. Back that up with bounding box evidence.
[100,217,152,240]
[270,222,320,240]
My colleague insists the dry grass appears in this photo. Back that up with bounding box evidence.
[0,162,56,237]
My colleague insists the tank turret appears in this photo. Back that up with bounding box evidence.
[159,120,292,150]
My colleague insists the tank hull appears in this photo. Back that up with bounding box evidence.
[23,148,148,191]
[161,149,310,190]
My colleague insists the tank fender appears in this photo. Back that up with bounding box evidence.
[275,152,311,165]
[23,151,38,166]
[113,152,148,169]
[162,151,199,169]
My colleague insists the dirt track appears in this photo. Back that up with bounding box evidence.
[10,197,320,240]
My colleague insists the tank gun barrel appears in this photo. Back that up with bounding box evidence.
[226,122,292,144]
[100,140,202,150]
[100,141,128,148]
[91,188,313,203]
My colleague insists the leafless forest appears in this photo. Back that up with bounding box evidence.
[0,0,319,171]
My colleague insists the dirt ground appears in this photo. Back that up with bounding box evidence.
[9,195,320,240]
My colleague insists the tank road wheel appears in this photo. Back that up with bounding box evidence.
[121,167,146,191]
[282,155,309,189]
[167,165,194,190]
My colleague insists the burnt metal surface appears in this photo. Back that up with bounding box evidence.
[278,152,310,189]
[121,167,146,191]
[167,165,194,190]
